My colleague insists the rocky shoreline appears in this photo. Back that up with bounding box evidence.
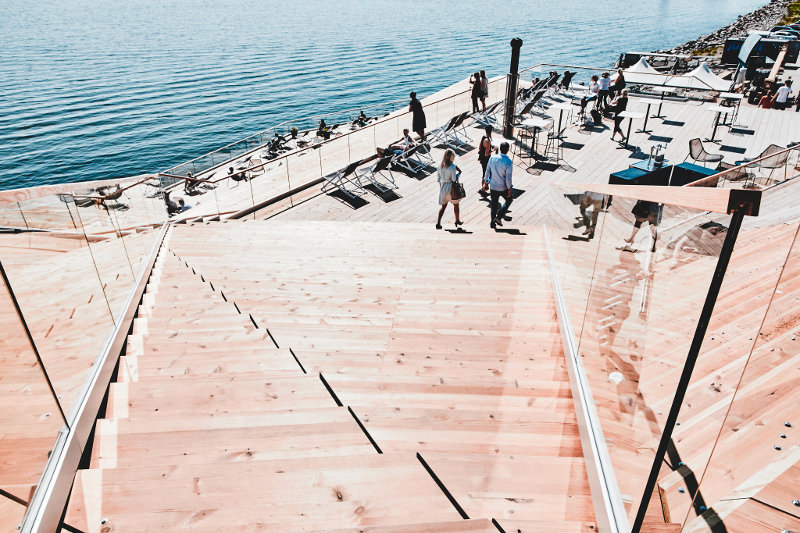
[656,0,792,55]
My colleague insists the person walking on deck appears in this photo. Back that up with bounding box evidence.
[477,125,495,197]
[578,191,605,239]
[610,89,629,143]
[624,200,662,252]
[436,148,463,229]
[775,80,792,110]
[484,142,513,229]
[409,92,427,140]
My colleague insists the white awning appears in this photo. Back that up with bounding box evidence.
[623,60,730,91]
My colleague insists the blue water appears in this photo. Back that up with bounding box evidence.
[0,0,767,191]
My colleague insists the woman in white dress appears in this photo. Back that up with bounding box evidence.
[436,148,463,229]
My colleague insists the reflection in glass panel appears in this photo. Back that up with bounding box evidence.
[1,194,117,414]
[75,193,137,325]
[0,270,65,518]
[582,200,733,522]
[677,222,800,532]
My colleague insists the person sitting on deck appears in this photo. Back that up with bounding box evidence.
[184,172,202,194]
[228,166,248,182]
[164,191,189,216]
[317,119,330,140]
[377,129,414,158]
[353,110,368,127]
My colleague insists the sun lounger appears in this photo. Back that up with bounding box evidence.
[355,155,396,192]
[321,159,365,198]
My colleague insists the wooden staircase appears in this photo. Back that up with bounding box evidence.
[65,221,596,533]
[65,220,596,531]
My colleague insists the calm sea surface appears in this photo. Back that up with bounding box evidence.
[0,0,767,190]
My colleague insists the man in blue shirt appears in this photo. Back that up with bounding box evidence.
[484,142,514,229]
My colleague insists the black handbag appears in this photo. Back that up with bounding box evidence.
[451,181,466,200]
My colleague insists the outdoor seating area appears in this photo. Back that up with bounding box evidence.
[5,64,800,533]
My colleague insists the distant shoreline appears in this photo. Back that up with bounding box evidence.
[656,0,792,55]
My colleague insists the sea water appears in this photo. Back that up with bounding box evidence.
[0,0,767,190]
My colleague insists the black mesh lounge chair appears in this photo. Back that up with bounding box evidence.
[427,115,461,148]
[735,144,789,184]
[393,144,428,174]
[473,100,503,127]
[451,111,473,143]
[685,138,723,167]
[321,159,365,198]
[558,71,576,93]
[545,73,561,95]
[425,115,461,146]
[355,155,396,192]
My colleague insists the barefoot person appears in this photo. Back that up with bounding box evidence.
[436,149,463,229]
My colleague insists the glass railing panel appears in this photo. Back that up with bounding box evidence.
[372,116,399,155]
[583,198,734,523]
[544,190,608,336]
[675,220,800,532]
[0,201,30,229]
[0,265,66,520]
[547,190,750,524]
[319,135,352,178]
[1,193,117,414]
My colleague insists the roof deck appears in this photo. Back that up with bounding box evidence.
[2,71,800,532]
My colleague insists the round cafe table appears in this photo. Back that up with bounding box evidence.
[651,86,676,119]
[521,117,550,157]
[550,101,574,139]
[618,110,645,149]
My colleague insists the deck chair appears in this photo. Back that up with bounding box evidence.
[684,138,723,167]
[427,115,460,147]
[545,73,561,95]
[715,161,751,187]
[514,101,536,122]
[451,112,473,143]
[322,159,365,198]
[557,71,576,93]
[355,155,397,192]
[529,90,547,112]
[393,144,429,173]
[473,100,503,127]
[736,144,789,184]
[247,158,266,178]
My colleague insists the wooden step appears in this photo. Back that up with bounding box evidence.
[106,376,335,419]
[90,417,374,469]
[67,454,462,531]
[420,452,593,523]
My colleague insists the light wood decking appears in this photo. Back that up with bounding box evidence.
[3,77,800,531]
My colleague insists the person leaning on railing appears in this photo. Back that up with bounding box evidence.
[409,92,426,140]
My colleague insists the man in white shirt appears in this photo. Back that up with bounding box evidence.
[484,142,513,229]
[775,80,792,111]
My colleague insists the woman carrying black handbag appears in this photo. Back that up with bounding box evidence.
[436,148,465,230]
